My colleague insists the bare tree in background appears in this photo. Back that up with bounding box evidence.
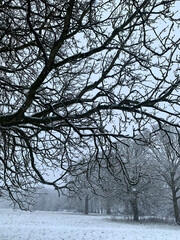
[99,140,155,221]
[150,126,180,224]
[0,0,180,208]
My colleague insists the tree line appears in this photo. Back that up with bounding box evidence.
[30,126,180,224]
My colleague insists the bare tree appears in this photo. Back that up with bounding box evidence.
[82,140,160,221]
[109,140,154,221]
[150,126,180,224]
[0,0,180,208]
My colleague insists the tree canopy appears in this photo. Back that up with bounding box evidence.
[0,0,180,208]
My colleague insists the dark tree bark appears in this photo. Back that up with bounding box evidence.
[172,191,180,225]
[106,200,111,215]
[171,174,180,225]
[85,195,89,215]
[130,197,139,222]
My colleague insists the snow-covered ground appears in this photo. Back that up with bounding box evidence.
[0,209,179,240]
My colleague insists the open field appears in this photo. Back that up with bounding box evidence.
[0,209,179,240]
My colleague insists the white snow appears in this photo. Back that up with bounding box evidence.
[0,209,179,240]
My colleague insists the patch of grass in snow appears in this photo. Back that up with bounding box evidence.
[139,217,175,225]
[109,215,176,226]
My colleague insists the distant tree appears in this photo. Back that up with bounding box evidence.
[0,0,180,208]
[115,141,152,221]
[96,139,165,221]
[31,188,62,211]
[65,168,94,214]
[150,126,180,224]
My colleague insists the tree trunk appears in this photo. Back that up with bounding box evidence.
[130,197,139,222]
[172,189,180,224]
[85,195,89,215]
[106,199,111,215]
[170,172,180,225]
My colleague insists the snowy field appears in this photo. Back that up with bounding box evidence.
[0,209,179,240]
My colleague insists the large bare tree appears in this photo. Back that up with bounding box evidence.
[0,0,179,208]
